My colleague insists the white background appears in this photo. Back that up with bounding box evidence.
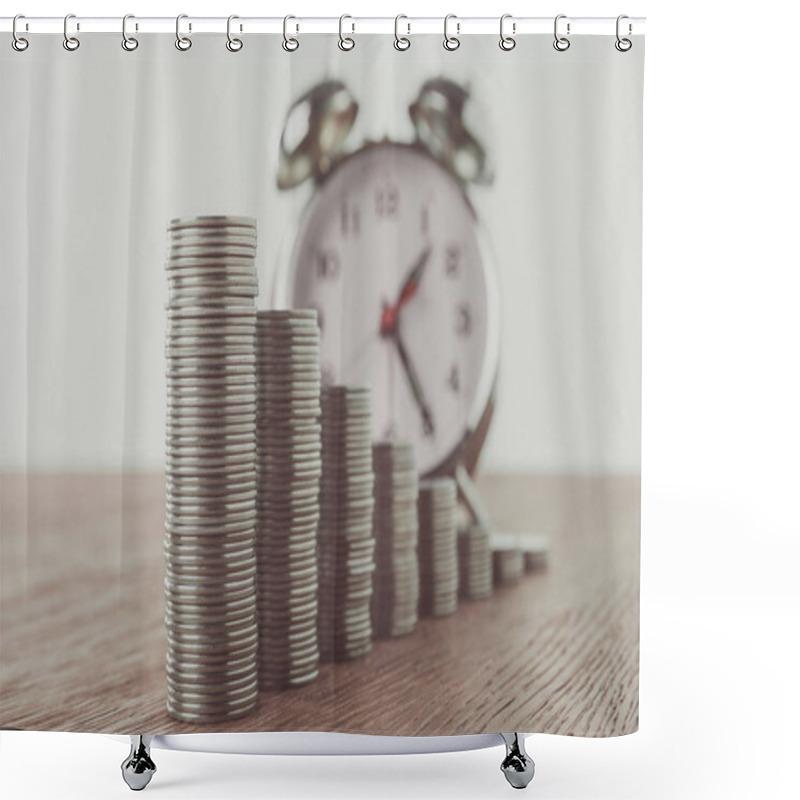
[1,1,799,799]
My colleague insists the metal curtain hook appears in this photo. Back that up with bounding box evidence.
[122,14,138,51]
[444,14,460,51]
[394,14,410,51]
[615,14,632,51]
[283,15,299,51]
[339,14,355,51]
[175,14,192,51]
[226,15,243,51]
[63,13,80,51]
[553,14,570,51]
[12,14,29,51]
[499,14,516,51]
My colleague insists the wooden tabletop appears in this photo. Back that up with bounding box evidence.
[0,473,639,737]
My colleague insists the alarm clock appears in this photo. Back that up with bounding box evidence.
[273,80,499,484]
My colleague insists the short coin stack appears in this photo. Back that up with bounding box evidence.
[163,215,259,723]
[457,523,493,600]
[371,441,420,638]
[255,309,322,690]
[317,386,376,661]
[492,546,525,585]
[417,478,459,617]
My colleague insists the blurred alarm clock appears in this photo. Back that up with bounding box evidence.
[274,79,499,481]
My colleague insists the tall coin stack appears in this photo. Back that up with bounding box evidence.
[457,523,493,600]
[417,478,459,617]
[317,386,376,661]
[255,310,322,689]
[164,215,259,723]
[371,441,420,638]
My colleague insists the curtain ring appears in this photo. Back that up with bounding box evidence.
[394,14,410,51]
[499,14,516,51]
[339,15,355,51]
[226,15,243,52]
[175,14,192,51]
[443,14,460,51]
[63,13,80,51]
[553,14,570,51]
[283,15,299,51]
[615,14,632,52]
[122,14,138,51]
[12,15,29,52]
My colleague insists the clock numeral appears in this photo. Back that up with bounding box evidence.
[315,249,341,280]
[455,303,472,338]
[340,201,361,237]
[447,364,461,393]
[375,184,399,219]
[445,245,461,277]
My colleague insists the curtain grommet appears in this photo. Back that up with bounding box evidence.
[226,15,243,52]
[282,15,299,52]
[553,14,570,52]
[175,14,192,51]
[444,14,460,51]
[615,15,632,51]
[63,13,80,51]
[499,14,516,51]
[338,15,355,51]
[394,15,410,51]
[12,15,29,51]
[121,14,139,51]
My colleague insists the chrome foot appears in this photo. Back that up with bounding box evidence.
[121,735,156,791]
[500,733,535,789]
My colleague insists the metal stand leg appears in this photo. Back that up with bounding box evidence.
[121,735,156,791]
[500,733,535,789]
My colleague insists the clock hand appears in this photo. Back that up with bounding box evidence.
[396,244,432,310]
[394,330,435,437]
[380,245,432,337]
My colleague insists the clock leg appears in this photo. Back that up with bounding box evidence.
[455,464,493,529]
[500,733,535,789]
[121,735,156,791]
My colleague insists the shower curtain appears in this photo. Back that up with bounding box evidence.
[0,24,644,737]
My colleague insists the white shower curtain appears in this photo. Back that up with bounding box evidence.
[0,28,644,737]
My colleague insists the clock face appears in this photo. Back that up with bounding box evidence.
[283,142,498,476]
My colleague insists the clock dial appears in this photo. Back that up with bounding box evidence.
[286,143,496,476]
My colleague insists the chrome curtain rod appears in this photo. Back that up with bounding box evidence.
[1,16,646,36]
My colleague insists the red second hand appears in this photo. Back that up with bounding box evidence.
[379,278,418,336]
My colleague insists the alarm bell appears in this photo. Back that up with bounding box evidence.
[409,79,492,185]
[277,81,359,189]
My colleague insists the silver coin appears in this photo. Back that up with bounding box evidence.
[169,214,256,228]
[168,234,257,249]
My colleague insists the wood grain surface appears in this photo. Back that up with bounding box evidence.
[0,473,639,737]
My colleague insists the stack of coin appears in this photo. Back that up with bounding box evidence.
[317,386,375,661]
[492,547,524,585]
[417,478,459,617]
[371,441,420,638]
[525,551,548,572]
[521,532,551,572]
[457,523,493,600]
[255,309,321,690]
[163,215,259,723]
